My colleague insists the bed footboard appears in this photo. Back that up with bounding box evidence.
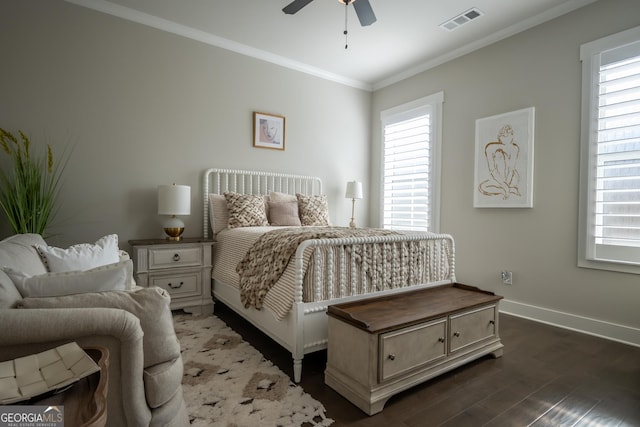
[293,233,455,304]
[288,233,455,382]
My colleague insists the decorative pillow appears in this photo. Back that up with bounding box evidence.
[2,260,133,298]
[268,201,302,226]
[35,234,120,272]
[269,191,297,203]
[0,270,22,308]
[224,192,269,229]
[0,234,49,277]
[16,287,179,368]
[208,193,230,235]
[296,194,331,226]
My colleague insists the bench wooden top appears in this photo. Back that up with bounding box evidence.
[327,283,503,333]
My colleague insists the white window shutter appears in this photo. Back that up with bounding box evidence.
[380,92,443,232]
[579,26,640,272]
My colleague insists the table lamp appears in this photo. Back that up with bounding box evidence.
[345,180,363,228]
[158,183,191,240]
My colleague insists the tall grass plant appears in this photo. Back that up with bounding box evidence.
[0,128,72,236]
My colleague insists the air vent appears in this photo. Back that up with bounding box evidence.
[440,7,483,31]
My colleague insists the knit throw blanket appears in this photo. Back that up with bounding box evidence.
[236,227,398,310]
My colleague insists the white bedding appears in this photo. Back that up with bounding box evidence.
[212,226,452,320]
[212,226,305,320]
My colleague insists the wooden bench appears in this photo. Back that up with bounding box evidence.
[325,283,504,415]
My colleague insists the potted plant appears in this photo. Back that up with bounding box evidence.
[0,128,71,236]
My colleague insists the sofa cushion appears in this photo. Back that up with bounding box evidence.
[143,357,183,409]
[0,234,48,276]
[149,384,189,427]
[35,234,120,272]
[16,287,180,368]
[2,260,132,298]
[0,270,22,308]
[0,234,49,308]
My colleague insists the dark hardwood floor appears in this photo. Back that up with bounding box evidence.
[212,301,640,426]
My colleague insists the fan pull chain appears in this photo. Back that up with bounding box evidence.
[344,1,348,49]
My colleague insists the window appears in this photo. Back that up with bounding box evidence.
[380,92,443,232]
[579,26,640,273]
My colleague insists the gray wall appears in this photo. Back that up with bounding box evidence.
[0,0,371,248]
[371,0,640,344]
[2,0,639,344]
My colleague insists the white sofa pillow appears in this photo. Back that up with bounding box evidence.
[2,260,133,298]
[35,234,120,272]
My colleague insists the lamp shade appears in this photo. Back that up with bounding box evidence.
[158,184,191,216]
[345,181,363,199]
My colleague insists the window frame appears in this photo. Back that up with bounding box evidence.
[578,25,640,274]
[379,91,444,233]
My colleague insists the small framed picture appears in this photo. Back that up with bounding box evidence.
[253,112,285,150]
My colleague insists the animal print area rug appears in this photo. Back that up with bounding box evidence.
[173,313,334,427]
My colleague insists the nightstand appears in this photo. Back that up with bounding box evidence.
[128,238,214,314]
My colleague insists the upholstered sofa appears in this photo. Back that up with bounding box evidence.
[0,234,189,427]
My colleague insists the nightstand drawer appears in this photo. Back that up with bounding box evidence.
[148,246,201,270]
[151,271,200,297]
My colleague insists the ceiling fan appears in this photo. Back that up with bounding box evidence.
[283,0,377,27]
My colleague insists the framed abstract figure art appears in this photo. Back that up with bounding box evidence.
[474,107,535,208]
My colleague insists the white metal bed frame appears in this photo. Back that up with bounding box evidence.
[203,167,456,382]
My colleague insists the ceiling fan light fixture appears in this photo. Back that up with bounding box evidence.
[283,0,376,48]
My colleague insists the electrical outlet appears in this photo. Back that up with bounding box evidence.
[501,271,513,285]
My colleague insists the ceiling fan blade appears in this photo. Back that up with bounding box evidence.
[283,0,314,15]
[353,0,376,26]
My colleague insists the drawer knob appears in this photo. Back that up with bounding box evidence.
[173,253,181,262]
[438,337,445,343]
[453,332,460,337]
[169,281,184,289]
[387,353,396,361]
[489,320,495,325]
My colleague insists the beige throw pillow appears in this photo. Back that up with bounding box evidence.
[269,191,297,203]
[3,260,133,298]
[268,200,302,226]
[208,193,230,235]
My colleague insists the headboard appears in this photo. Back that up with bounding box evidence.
[202,168,323,238]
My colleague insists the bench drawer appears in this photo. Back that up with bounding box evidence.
[450,305,497,353]
[379,318,447,382]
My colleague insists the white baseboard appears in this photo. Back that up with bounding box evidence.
[500,299,640,348]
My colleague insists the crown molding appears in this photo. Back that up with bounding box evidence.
[373,0,598,90]
[66,0,597,93]
[65,0,373,91]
